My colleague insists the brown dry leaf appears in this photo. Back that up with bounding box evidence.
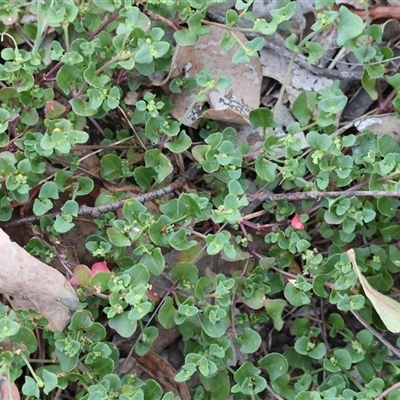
[347,249,400,333]
[120,344,190,400]
[166,25,262,127]
[260,46,334,103]
[0,228,78,331]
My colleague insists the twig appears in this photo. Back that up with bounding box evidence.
[248,190,400,202]
[205,10,362,82]
[1,166,198,228]
[350,310,400,360]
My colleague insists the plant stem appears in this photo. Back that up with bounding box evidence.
[274,51,296,119]
[32,0,49,57]
[19,351,41,384]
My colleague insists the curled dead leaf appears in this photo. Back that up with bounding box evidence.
[347,248,400,333]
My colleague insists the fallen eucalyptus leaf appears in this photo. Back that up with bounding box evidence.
[0,228,78,331]
[347,248,400,333]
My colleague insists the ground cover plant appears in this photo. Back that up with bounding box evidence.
[2,0,400,399]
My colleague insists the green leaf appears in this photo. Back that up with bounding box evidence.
[140,248,164,276]
[255,155,278,182]
[10,327,37,352]
[232,362,267,395]
[109,312,137,338]
[83,62,111,88]
[200,372,230,400]
[249,107,277,129]
[92,0,117,12]
[90,272,112,293]
[258,353,288,382]
[22,376,40,398]
[305,41,324,65]
[56,65,81,95]
[158,297,177,329]
[237,327,261,353]
[107,86,121,109]
[76,176,94,196]
[21,108,39,126]
[169,228,198,251]
[135,44,153,64]
[264,299,286,330]
[54,215,75,233]
[188,11,212,37]
[170,263,199,284]
[377,197,400,218]
[33,198,53,216]
[354,46,376,63]
[270,1,296,23]
[292,92,315,126]
[54,349,79,372]
[232,47,250,64]
[205,231,231,255]
[226,9,240,26]
[39,182,59,199]
[361,70,378,101]
[70,99,98,116]
[284,283,311,306]
[378,134,400,156]
[164,131,192,153]
[128,264,150,287]
[42,369,58,394]
[107,227,131,247]
[144,149,173,182]
[174,29,198,46]
[133,166,155,190]
[101,153,123,181]
[337,6,364,46]
[61,200,79,216]
[200,313,226,338]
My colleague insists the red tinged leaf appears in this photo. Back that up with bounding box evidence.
[70,261,111,287]
[146,290,161,303]
[291,214,304,230]
[69,264,91,286]
[91,261,111,275]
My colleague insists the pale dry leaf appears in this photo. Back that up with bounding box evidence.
[167,25,262,127]
[335,0,367,8]
[347,248,400,333]
[260,48,334,103]
[0,229,78,331]
[354,113,400,141]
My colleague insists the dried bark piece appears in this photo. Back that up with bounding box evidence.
[0,229,78,331]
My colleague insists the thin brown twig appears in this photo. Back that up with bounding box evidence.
[1,166,198,229]
[248,190,400,202]
[350,310,400,359]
